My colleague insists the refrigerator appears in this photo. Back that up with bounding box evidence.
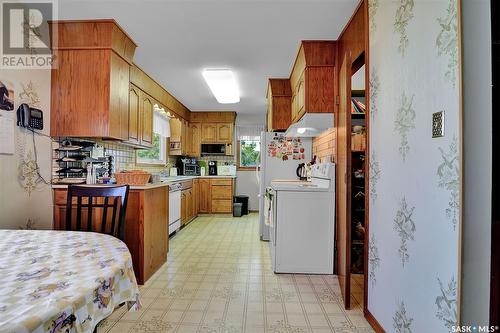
[258,132,313,241]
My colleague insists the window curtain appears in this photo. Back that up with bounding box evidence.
[236,124,264,141]
[153,111,170,138]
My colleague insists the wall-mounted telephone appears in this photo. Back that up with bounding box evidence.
[16,103,43,130]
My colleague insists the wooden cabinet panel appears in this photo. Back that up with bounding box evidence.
[296,74,305,119]
[288,41,336,124]
[128,85,140,144]
[143,188,168,281]
[181,119,189,156]
[190,112,236,123]
[217,123,233,143]
[267,79,292,131]
[140,94,154,147]
[109,52,130,140]
[181,190,187,225]
[193,179,200,215]
[50,21,136,140]
[201,123,217,142]
[170,118,181,142]
[53,186,168,285]
[189,123,201,157]
[130,64,190,122]
[211,199,232,213]
[186,189,193,220]
[211,185,232,200]
[198,179,211,213]
[210,179,232,186]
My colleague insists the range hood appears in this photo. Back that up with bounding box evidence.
[284,113,334,137]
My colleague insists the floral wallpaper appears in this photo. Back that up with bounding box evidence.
[436,0,459,87]
[369,152,381,203]
[394,0,415,56]
[368,0,460,332]
[393,300,413,333]
[394,92,415,161]
[0,70,52,229]
[435,276,458,330]
[368,234,380,287]
[369,68,380,121]
[393,197,415,266]
[437,136,460,230]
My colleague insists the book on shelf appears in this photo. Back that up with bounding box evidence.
[351,98,366,114]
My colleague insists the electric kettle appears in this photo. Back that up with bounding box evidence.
[296,163,307,180]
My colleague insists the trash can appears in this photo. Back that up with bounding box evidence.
[233,202,243,217]
[233,195,249,215]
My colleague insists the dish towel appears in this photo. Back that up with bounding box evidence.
[264,194,271,226]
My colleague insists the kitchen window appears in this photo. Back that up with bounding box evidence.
[236,125,264,170]
[137,108,170,165]
[238,139,260,169]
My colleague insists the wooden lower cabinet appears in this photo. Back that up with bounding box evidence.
[193,179,200,214]
[197,178,234,214]
[181,190,187,225]
[52,186,168,285]
[198,179,211,213]
[180,180,197,226]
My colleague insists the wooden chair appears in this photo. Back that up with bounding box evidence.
[65,185,130,241]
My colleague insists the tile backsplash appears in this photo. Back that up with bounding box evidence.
[53,138,235,183]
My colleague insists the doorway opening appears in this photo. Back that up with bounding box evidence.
[350,57,366,309]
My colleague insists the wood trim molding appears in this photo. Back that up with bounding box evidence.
[364,310,385,333]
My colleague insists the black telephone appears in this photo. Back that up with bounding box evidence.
[16,103,43,130]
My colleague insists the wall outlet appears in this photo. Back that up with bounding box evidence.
[432,111,445,138]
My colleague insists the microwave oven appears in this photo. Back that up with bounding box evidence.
[201,144,226,156]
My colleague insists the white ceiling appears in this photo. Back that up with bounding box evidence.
[59,0,358,115]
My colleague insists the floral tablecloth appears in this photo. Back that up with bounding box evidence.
[0,230,141,333]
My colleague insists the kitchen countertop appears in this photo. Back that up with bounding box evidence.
[52,175,237,190]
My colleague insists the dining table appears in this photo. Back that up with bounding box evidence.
[0,229,141,333]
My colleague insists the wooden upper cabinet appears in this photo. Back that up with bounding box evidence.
[182,119,189,156]
[140,94,154,147]
[49,20,137,140]
[267,79,292,131]
[127,85,141,144]
[190,112,236,123]
[290,41,337,123]
[217,123,233,143]
[201,123,217,142]
[189,123,201,157]
[130,65,190,122]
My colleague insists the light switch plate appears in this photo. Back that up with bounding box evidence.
[432,111,445,138]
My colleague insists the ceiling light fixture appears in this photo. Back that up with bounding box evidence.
[202,69,240,104]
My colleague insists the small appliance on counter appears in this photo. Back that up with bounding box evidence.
[208,161,217,176]
[296,156,316,181]
[217,164,236,176]
[169,167,178,177]
[177,158,200,176]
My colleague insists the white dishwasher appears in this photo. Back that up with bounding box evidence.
[168,183,182,235]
